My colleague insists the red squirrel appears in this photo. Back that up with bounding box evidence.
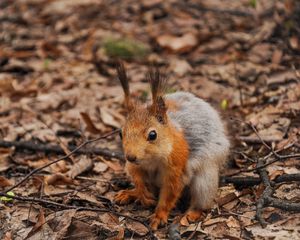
[114,63,230,230]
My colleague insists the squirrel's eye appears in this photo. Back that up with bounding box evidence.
[147,130,157,141]
[119,130,123,139]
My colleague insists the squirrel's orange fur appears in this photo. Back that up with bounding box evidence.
[114,63,230,230]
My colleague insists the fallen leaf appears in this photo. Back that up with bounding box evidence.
[75,192,105,207]
[45,173,76,186]
[0,176,13,187]
[93,161,109,173]
[180,215,190,226]
[101,159,123,172]
[0,148,13,172]
[272,49,283,65]
[66,156,93,179]
[100,107,121,128]
[25,208,45,239]
[289,36,299,50]
[203,217,227,227]
[126,219,149,236]
[80,111,103,134]
[226,216,240,228]
[157,33,198,53]
[46,209,77,239]
[169,58,192,77]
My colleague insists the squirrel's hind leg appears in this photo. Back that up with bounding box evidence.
[181,167,219,224]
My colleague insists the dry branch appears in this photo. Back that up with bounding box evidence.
[3,130,122,193]
[0,139,124,160]
[255,160,273,227]
[221,173,300,187]
[255,164,300,228]
[0,192,155,238]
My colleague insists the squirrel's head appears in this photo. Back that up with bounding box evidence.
[116,62,173,165]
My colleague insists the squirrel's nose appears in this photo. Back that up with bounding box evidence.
[126,154,137,163]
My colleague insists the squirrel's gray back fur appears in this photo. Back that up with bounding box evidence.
[166,91,230,175]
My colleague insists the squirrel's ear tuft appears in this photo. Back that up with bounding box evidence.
[116,61,134,111]
[155,96,167,124]
[147,67,167,124]
[148,67,166,102]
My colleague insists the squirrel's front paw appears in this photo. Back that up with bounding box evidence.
[138,192,156,207]
[114,189,156,207]
[150,211,168,230]
[114,189,135,205]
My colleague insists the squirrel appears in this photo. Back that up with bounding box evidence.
[114,63,230,230]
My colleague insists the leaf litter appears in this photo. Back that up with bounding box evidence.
[0,0,300,239]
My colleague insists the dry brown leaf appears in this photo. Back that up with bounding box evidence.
[66,155,93,179]
[25,208,45,239]
[269,169,284,181]
[75,192,105,207]
[217,192,238,206]
[93,161,109,173]
[272,49,283,65]
[203,217,227,227]
[156,33,198,53]
[289,36,299,50]
[0,148,13,172]
[180,215,190,227]
[46,209,77,239]
[239,211,256,227]
[80,111,103,134]
[223,199,239,211]
[99,107,121,128]
[267,71,297,86]
[43,184,72,196]
[3,232,12,240]
[169,58,192,77]
[226,216,240,228]
[45,173,76,186]
[0,176,13,187]
[26,157,50,169]
[101,159,123,172]
[126,219,149,236]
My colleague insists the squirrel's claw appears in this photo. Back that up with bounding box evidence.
[150,211,168,230]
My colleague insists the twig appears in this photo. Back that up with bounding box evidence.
[238,136,277,144]
[234,61,244,107]
[187,221,202,240]
[255,160,273,228]
[0,140,124,160]
[221,173,300,187]
[267,197,300,212]
[226,147,299,177]
[4,129,121,193]
[0,192,155,238]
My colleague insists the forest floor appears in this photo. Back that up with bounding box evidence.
[0,0,300,239]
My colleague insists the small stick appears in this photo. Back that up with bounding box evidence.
[4,129,120,193]
[0,140,124,160]
[0,192,155,237]
[255,160,273,228]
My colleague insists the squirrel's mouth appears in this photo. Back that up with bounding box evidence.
[126,157,140,165]
[128,159,140,165]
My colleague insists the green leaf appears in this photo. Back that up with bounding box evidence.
[0,191,15,202]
